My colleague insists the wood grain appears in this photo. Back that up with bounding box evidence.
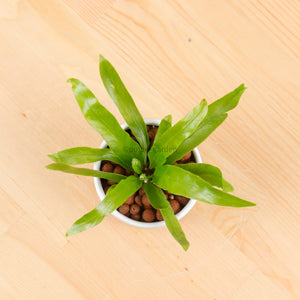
[0,0,299,299]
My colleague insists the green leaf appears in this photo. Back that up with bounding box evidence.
[67,78,143,170]
[177,163,234,192]
[139,173,149,181]
[48,147,123,166]
[222,179,234,193]
[106,184,117,194]
[46,163,126,182]
[143,181,169,209]
[132,158,142,174]
[153,165,255,207]
[167,84,246,164]
[143,181,189,251]
[148,100,208,168]
[167,114,227,164]
[209,84,246,116]
[154,115,172,142]
[160,206,190,251]
[99,55,149,157]
[66,176,142,236]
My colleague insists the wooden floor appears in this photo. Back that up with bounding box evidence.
[0,1,299,299]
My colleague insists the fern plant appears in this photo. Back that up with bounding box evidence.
[46,55,255,251]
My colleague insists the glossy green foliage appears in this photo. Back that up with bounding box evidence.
[99,55,149,160]
[66,176,142,236]
[68,78,143,170]
[144,182,189,251]
[143,181,169,210]
[167,84,246,164]
[153,165,255,207]
[177,163,234,192]
[209,84,246,116]
[132,158,142,174]
[46,163,126,182]
[46,55,254,250]
[148,100,208,168]
[48,147,123,166]
[160,207,189,251]
[154,115,172,142]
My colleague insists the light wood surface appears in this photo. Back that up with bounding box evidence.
[1,1,299,299]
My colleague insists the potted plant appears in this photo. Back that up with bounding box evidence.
[46,55,255,251]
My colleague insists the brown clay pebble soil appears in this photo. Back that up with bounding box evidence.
[100,126,195,222]
[142,209,156,222]
[134,195,142,206]
[141,194,152,208]
[180,151,192,162]
[175,195,189,206]
[130,204,140,215]
[148,127,158,139]
[139,188,145,196]
[130,213,141,221]
[113,166,125,175]
[124,194,135,205]
[118,204,129,215]
[107,180,116,186]
[125,169,132,176]
[102,162,114,173]
[156,210,163,221]
[169,200,180,214]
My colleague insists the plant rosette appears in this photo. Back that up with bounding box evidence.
[94,118,200,229]
[46,55,256,251]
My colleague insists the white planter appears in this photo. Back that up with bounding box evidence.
[94,118,201,229]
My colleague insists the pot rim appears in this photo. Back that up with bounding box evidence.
[93,118,201,229]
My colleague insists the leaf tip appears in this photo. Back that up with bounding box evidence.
[99,54,106,63]
[238,83,247,95]
[201,98,208,105]
[165,114,172,122]
[222,179,234,193]
[182,242,190,251]
[224,187,234,193]
[48,154,57,162]
[67,78,78,86]
[45,163,54,170]
[241,200,256,207]
[66,226,76,237]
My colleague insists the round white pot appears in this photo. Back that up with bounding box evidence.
[94,118,201,229]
